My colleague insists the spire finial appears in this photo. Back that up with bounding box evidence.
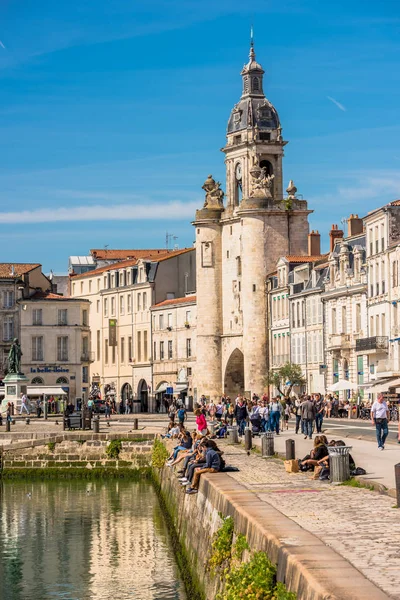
[249,24,255,60]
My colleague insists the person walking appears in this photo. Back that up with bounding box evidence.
[371,393,389,450]
[234,397,247,436]
[293,398,302,434]
[269,397,283,435]
[300,395,316,439]
[19,393,30,415]
[314,394,325,433]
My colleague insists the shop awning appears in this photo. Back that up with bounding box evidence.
[363,377,400,394]
[27,386,68,396]
[174,384,188,393]
[155,383,168,394]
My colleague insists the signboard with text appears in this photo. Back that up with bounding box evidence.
[109,319,117,346]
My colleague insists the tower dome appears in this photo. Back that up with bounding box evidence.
[227,41,280,135]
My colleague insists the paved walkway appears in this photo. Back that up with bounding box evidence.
[252,427,400,492]
[217,440,400,600]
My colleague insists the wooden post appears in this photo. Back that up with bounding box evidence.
[244,426,252,451]
[395,463,400,508]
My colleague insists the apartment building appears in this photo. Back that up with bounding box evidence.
[70,248,195,410]
[20,291,91,401]
[0,263,51,380]
[151,295,196,406]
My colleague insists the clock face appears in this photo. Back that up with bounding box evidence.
[235,163,242,180]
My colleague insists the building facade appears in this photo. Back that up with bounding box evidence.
[151,295,196,404]
[322,216,368,396]
[70,249,195,409]
[20,292,92,402]
[194,42,312,400]
[0,263,51,381]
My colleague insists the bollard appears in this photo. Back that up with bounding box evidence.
[395,463,400,509]
[261,432,275,457]
[133,418,138,431]
[208,422,215,436]
[6,419,10,432]
[227,426,239,444]
[286,439,295,460]
[328,446,352,483]
[244,426,252,451]
[25,417,30,425]
[93,415,100,434]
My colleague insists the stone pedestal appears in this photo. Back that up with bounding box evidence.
[0,372,29,413]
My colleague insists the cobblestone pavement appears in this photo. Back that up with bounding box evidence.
[219,442,400,600]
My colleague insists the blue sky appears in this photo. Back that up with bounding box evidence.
[1,0,400,272]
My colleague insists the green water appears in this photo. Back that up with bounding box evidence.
[0,479,187,600]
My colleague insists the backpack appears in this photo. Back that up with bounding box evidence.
[178,408,186,420]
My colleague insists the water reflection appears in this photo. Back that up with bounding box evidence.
[0,480,187,600]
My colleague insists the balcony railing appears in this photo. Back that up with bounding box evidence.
[356,336,389,352]
[81,351,95,363]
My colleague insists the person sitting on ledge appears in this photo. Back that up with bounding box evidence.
[166,425,193,464]
[161,419,180,439]
[299,435,329,471]
[186,440,223,495]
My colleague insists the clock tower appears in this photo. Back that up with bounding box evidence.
[193,41,312,400]
[223,40,285,216]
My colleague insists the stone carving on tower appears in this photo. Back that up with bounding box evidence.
[202,175,225,209]
[249,160,275,199]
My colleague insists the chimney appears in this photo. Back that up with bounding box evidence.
[347,214,363,237]
[308,230,321,256]
[329,224,344,252]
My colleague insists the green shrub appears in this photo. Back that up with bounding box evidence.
[106,439,122,459]
[151,438,169,468]
[232,533,250,561]
[207,516,234,574]
[47,442,56,453]
[218,551,296,600]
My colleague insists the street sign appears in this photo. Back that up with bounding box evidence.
[166,386,173,395]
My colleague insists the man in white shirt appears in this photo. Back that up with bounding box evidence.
[19,393,30,415]
[371,393,389,450]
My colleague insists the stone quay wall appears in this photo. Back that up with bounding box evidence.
[155,461,389,600]
[0,432,154,471]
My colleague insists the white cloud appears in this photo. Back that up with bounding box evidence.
[327,96,346,112]
[0,41,5,50]
[0,201,199,224]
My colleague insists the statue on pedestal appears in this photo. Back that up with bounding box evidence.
[202,175,225,209]
[7,338,23,375]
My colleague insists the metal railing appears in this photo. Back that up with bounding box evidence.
[356,336,389,352]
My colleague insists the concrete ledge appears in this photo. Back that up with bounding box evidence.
[158,466,390,600]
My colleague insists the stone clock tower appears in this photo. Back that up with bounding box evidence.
[193,41,313,399]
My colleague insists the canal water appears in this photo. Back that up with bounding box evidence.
[0,479,187,600]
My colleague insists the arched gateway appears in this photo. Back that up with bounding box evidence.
[224,349,244,398]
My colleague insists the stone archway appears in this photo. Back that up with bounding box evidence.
[224,349,244,399]
[137,379,148,413]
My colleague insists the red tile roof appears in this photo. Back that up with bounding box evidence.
[153,248,194,262]
[152,295,196,308]
[285,255,326,263]
[390,200,400,206]
[90,248,171,260]
[71,248,194,280]
[28,291,89,302]
[71,257,139,279]
[0,263,41,278]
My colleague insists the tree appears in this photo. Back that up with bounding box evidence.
[264,362,306,398]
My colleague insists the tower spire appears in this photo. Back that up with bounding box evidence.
[250,24,255,61]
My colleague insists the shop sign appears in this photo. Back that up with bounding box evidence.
[30,367,70,373]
